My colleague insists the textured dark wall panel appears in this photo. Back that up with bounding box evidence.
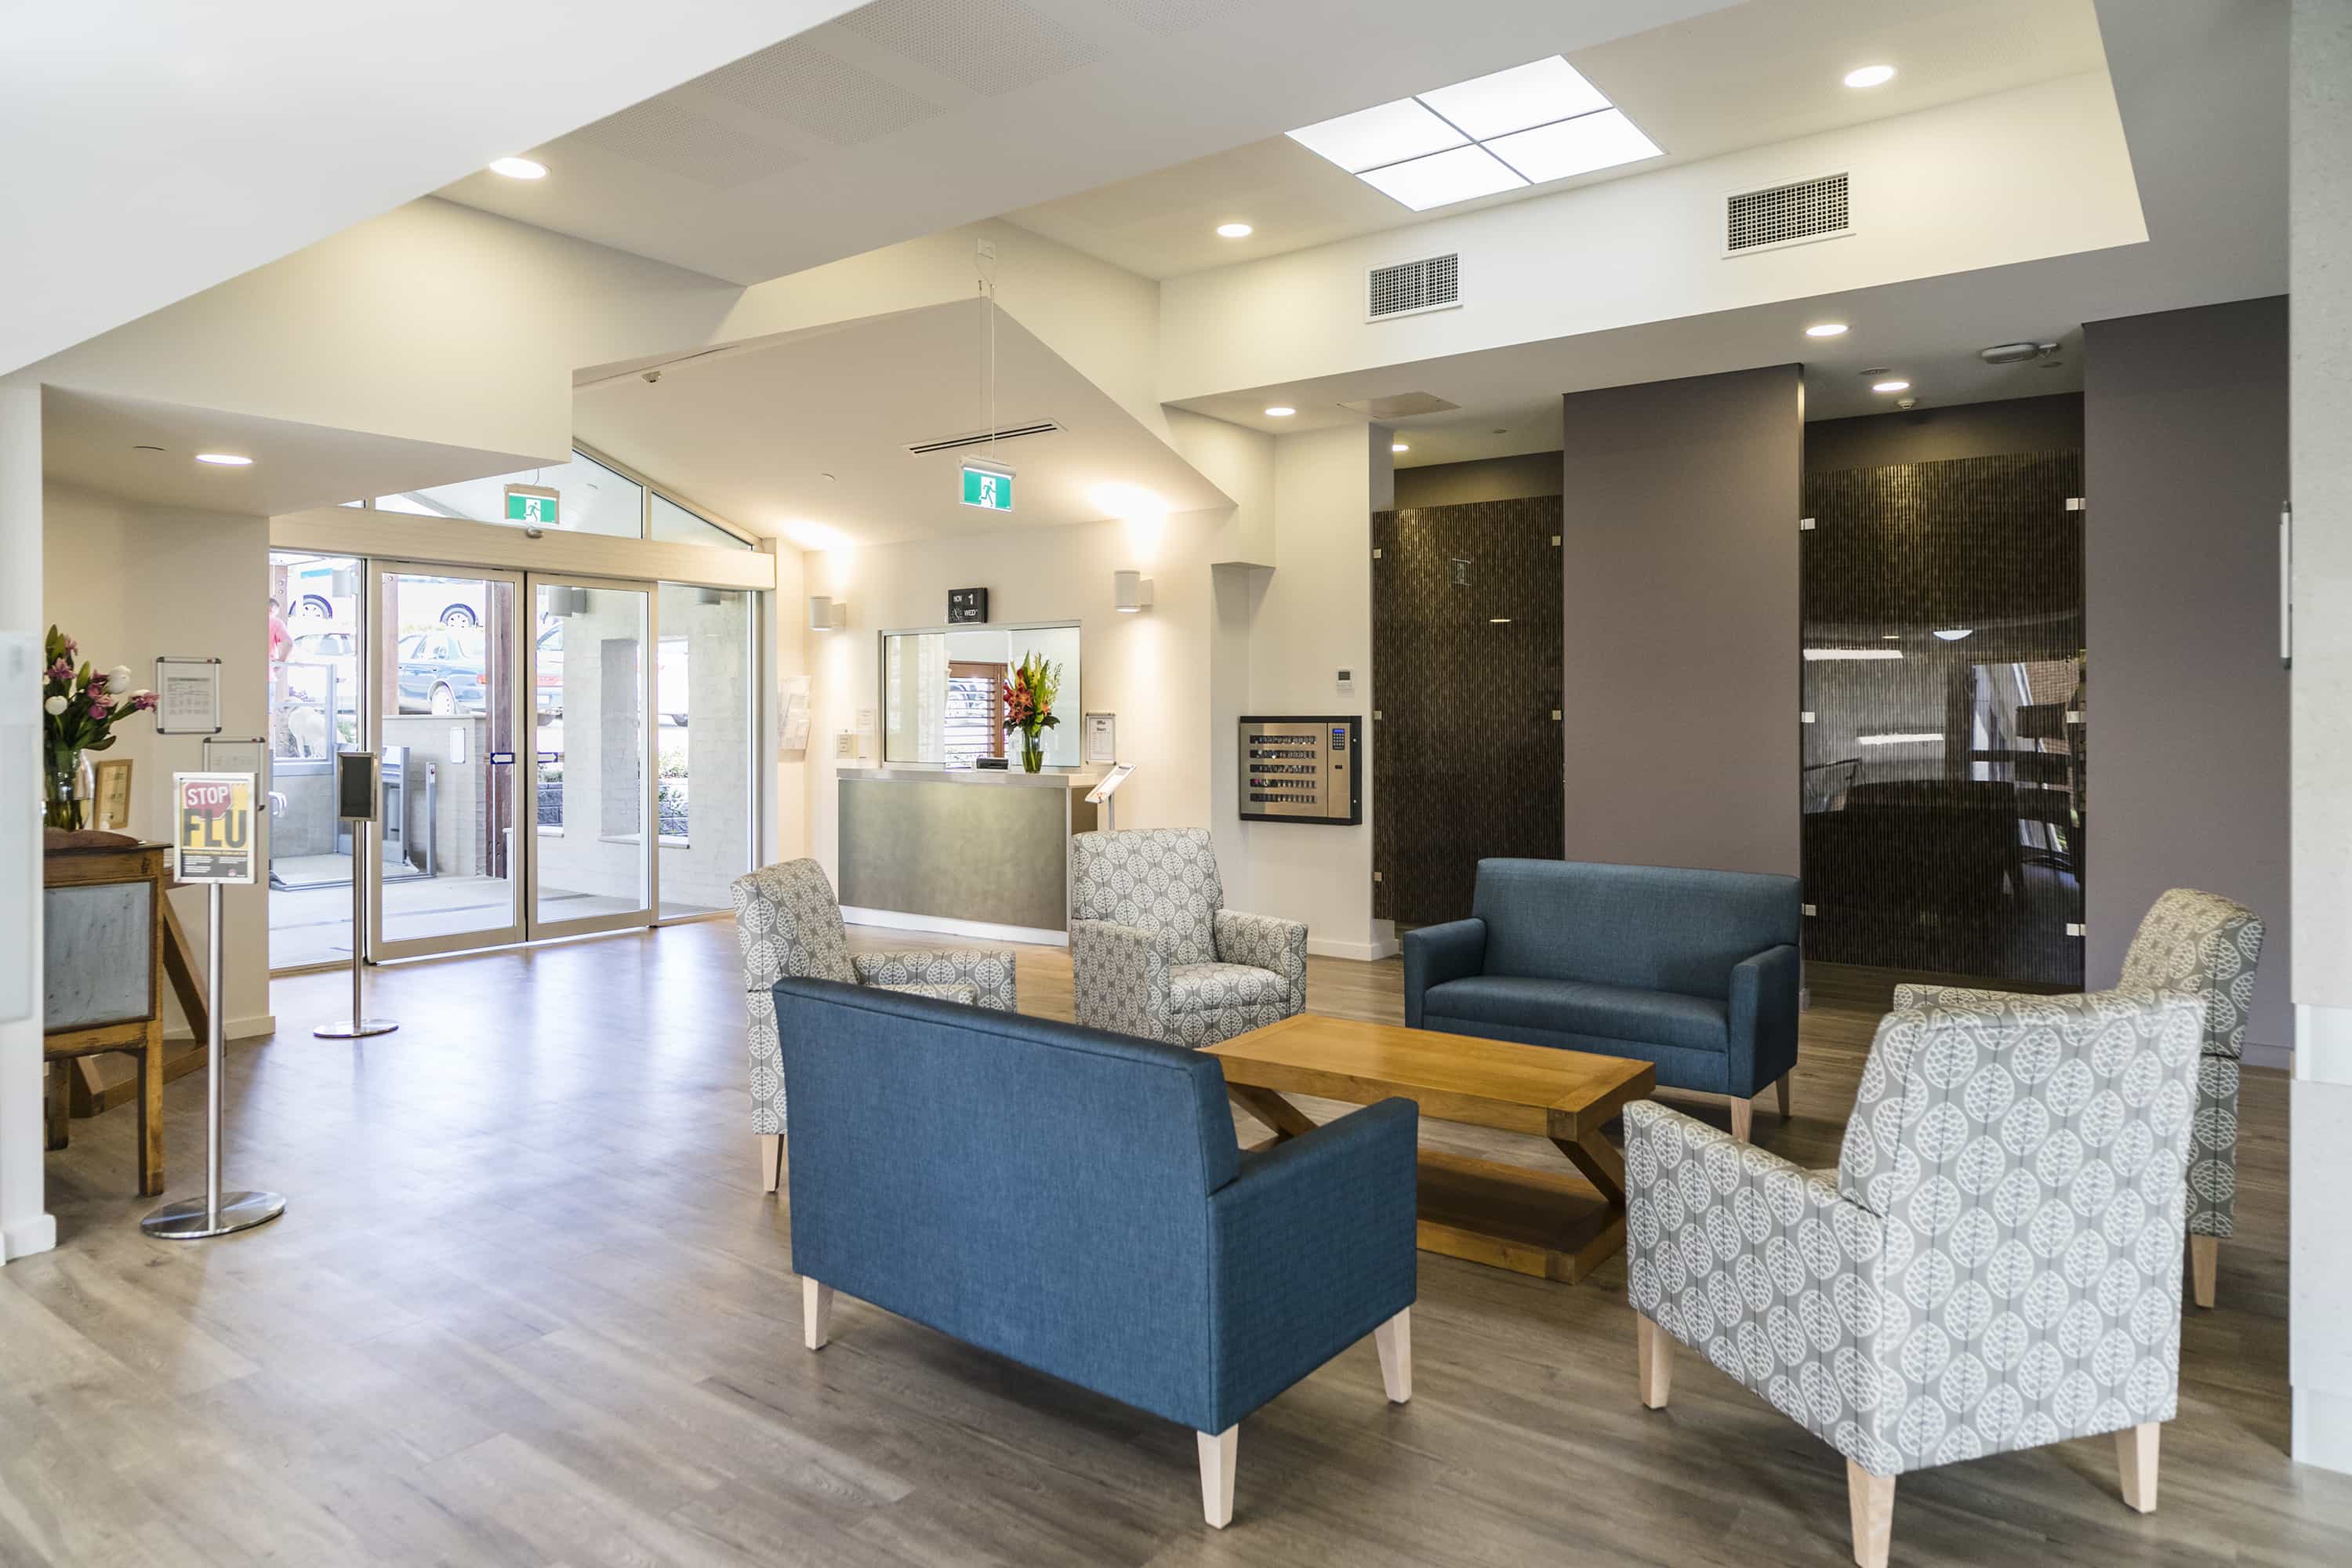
[1372,496,1563,925]
[1802,450,2085,986]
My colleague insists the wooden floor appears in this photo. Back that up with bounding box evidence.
[8,922,2347,1566]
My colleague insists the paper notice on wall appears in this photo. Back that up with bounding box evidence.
[779,674,811,753]
[154,655,223,735]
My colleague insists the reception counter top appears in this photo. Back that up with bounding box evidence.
[836,767,1102,944]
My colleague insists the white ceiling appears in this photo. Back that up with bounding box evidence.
[1170,0,2283,466]
[0,1,865,379]
[1011,0,2107,280]
[571,299,1230,547]
[440,0,1732,287]
[41,388,543,517]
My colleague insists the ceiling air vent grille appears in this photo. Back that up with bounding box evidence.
[904,421,1062,455]
[1726,172,1850,256]
[1366,253,1461,322]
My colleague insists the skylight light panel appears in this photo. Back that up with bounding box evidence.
[1356,144,1526,212]
[1416,56,1610,140]
[1287,98,1466,174]
[1484,108,1662,184]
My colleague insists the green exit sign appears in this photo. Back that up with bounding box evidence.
[960,463,1014,512]
[506,485,560,524]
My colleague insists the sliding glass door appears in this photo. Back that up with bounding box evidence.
[527,574,655,939]
[366,564,528,960]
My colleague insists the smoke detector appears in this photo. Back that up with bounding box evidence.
[1979,340,2060,365]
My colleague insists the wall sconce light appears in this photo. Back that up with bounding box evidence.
[1114,570,1154,613]
[546,586,587,617]
[808,595,848,630]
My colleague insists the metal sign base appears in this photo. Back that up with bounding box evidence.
[141,1189,286,1240]
[314,1018,398,1039]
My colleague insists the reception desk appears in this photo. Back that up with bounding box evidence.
[837,768,1102,944]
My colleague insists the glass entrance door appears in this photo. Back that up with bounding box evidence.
[367,564,527,960]
[527,575,655,938]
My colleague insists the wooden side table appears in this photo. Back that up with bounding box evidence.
[43,837,170,1196]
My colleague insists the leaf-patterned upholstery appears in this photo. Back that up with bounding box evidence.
[1895,889,2264,1243]
[1625,985,2205,1480]
[1069,829,1306,1048]
[733,858,1016,1134]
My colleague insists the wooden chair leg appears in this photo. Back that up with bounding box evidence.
[1846,1461,1894,1568]
[44,1061,70,1152]
[1636,1312,1671,1409]
[2116,1421,2159,1513]
[1197,1426,1237,1528]
[758,1133,783,1194]
[1728,1095,1752,1142]
[2189,1235,2218,1310]
[137,1023,165,1196]
[1374,1308,1411,1403]
[1774,1073,1792,1119]
[802,1278,834,1351]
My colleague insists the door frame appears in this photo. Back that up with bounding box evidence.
[365,560,530,962]
[523,571,661,943]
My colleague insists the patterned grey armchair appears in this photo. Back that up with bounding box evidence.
[732,858,1016,1190]
[1068,827,1307,1049]
[1894,888,2264,1308]
[1624,985,2205,1568]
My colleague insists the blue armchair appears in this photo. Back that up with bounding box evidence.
[1403,858,1801,1139]
[774,976,1418,1526]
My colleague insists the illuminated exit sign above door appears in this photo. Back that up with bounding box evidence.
[505,483,560,525]
[960,462,1014,513]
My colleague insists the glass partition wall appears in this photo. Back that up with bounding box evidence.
[1799,451,2086,988]
[882,622,1082,768]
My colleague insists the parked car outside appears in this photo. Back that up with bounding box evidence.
[397,628,488,714]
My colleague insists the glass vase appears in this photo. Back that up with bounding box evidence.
[43,748,83,830]
[1021,734,1043,773]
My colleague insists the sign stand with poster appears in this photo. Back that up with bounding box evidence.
[315,751,397,1040]
[142,771,287,1240]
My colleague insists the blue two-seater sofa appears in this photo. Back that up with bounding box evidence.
[772,975,1418,1526]
[1403,859,1802,1139]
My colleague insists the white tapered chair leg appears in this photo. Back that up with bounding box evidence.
[2117,1421,2160,1513]
[802,1277,833,1351]
[758,1133,783,1193]
[1635,1312,1672,1410]
[1197,1426,1237,1528]
[1847,1461,1894,1568]
[1374,1308,1412,1403]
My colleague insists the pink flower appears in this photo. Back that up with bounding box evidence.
[45,659,71,681]
[88,694,111,718]
[129,691,158,713]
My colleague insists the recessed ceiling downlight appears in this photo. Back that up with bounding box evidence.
[1843,64,1896,89]
[194,452,253,466]
[1216,222,1254,239]
[488,157,546,179]
[1392,442,1410,453]
[1872,379,1911,394]
[1806,322,1849,338]
[1933,628,1974,641]
[1265,405,1296,418]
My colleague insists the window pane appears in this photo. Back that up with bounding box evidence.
[376,452,644,538]
[649,493,751,550]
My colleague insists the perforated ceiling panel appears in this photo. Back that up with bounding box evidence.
[699,37,944,147]
[573,97,804,189]
[1094,0,1251,31]
[840,0,1109,96]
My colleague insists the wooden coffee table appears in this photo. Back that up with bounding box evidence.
[1207,1014,1654,1284]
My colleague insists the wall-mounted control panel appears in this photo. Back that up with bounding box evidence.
[1239,716,1362,826]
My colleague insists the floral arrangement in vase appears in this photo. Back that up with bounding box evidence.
[1002,652,1062,773]
[41,625,158,829]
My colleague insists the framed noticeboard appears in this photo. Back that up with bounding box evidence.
[153,655,223,736]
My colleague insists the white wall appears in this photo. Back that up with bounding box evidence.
[1,387,49,1262]
[1157,74,2145,401]
[42,482,274,1041]
[2288,0,2352,1479]
[1237,424,1390,959]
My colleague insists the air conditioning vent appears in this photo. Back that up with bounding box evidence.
[903,421,1062,456]
[1366,253,1461,321]
[1726,172,1850,256]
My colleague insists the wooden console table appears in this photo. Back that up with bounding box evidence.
[42,837,196,1195]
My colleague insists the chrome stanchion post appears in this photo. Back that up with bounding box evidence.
[143,772,286,1240]
[316,756,396,1040]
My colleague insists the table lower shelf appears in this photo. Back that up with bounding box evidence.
[1414,1148,1624,1284]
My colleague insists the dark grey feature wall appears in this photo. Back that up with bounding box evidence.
[1561,365,1802,874]
[2084,297,2290,1047]
[1392,451,1564,508]
[1806,394,2084,473]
